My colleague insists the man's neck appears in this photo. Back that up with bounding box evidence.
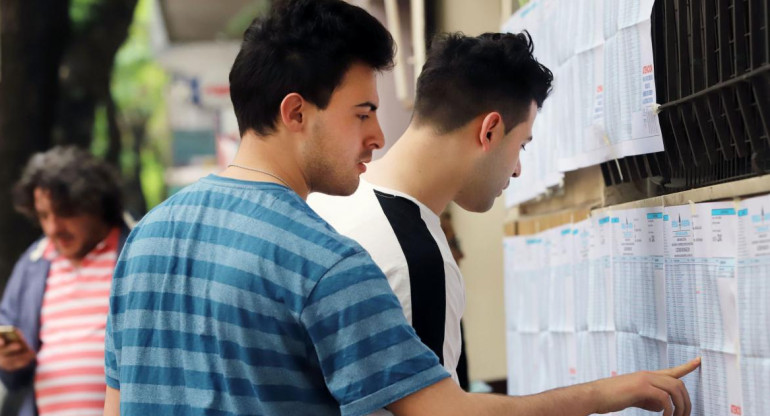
[365,124,472,215]
[221,131,310,199]
[67,223,114,268]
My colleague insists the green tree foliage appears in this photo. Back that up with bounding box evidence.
[96,0,169,210]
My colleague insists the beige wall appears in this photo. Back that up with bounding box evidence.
[436,0,514,382]
[355,0,416,160]
[451,198,508,382]
[435,0,504,35]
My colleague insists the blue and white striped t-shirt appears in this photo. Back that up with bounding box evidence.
[105,175,449,416]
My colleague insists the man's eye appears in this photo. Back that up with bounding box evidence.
[521,144,527,151]
[358,114,370,121]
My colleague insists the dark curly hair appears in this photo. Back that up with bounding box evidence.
[12,146,124,226]
[229,0,395,136]
[414,31,553,134]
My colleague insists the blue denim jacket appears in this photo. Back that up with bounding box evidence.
[0,227,128,416]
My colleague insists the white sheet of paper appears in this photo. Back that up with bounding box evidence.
[612,207,666,341]
[668,343,704,416]
[503,193,770,407]
[573,221,590,332]
[548,226,576,332]
[737,194,770,415]
[502,0,663,206]
[664,205,699,346]
[588,215,614,331]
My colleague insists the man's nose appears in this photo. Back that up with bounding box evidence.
[512,159,522,178]
[369,122,385,150]
[45,214,64,234]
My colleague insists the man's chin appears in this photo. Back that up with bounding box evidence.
[59,248,83,261]
[314,176,360,197]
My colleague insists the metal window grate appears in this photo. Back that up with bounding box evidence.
[601,0,770,190]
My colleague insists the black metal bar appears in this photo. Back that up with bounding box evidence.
[606,0,767,194]
[654,0,679,173]
[702,0,718,86]
[733,0,749,73]
[720,88,749,157]
[703,0,735,160]
[705,94,735,159]
[668,107,693,167]
[717,0,732,82]
[765,0,770,64]
[632,156,645,181]
[735,83,762,154]
[600,162,613,187]
[693,99,717,163]
[687,0,716,164]
[656,62,770,109]
[748,0,764,68]
[678,0,693,99]
[680,104,707,166]
[620,157,633,183]
[665,0,681,101]
[691,0,706,93]
[750,75,770,145]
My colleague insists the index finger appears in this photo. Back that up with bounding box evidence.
[656,357,701,379]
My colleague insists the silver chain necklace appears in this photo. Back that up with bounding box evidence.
[227,163,291,188]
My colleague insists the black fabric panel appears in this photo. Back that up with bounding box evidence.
[374,190,446,365]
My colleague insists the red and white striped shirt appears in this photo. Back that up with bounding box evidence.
[34,228,119,416]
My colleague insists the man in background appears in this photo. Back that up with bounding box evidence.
[0,146,130,416]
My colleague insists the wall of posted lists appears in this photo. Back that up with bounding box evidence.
[503,190,770,416]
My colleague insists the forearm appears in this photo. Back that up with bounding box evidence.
[104,386,120,416]
[466,383,598,416]
[389,377,599,416]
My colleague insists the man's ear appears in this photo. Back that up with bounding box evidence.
[479,112,503,151]
[279,93,306,132]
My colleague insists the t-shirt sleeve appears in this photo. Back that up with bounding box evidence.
[104,306,120,389]
[299,250,449,416]
[105,255,130,390]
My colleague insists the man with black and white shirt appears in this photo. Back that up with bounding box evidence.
[310,31,701,416]
[310,31,548,386]
[313,179,465,383]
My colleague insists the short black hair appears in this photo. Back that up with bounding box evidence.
[229,0,395,136]
[12,146,124,226]
[414,31,553,134]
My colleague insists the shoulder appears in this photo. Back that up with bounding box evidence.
[307,184,379,230]
[22,237,49,264]
[2,237,50,301]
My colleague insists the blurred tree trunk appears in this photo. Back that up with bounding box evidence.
[52,0,138,149]
[53,0,141,221]
[0,0,70,292]
[124,119,149,218]
[0,0,139,293]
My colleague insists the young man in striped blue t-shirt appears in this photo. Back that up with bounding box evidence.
[104,1,699,415]
[104,1,449,415]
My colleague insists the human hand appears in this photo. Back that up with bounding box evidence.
[0,329,36,372]
[591,357,700,416]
